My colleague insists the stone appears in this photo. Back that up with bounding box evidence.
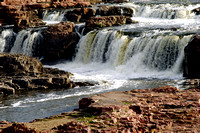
[0,53,43,76]
[152,86,179,93]
[97,5,133,16]
[85,16,135,33]
[1,123,38,133]
[184,35,200,77]
[0,84,15,95]
[0,53,92,95]
[43,22,80,61]
[64,8,96,22]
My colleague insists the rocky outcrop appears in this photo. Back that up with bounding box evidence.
[97,5,134,17]
[1,123,38,133]
[0,53,91,95]
[43,22,79,61]
[85,16,137,32]
[184,35,200,77]
[0,0,91,31]
[64,8,96,22]
[0,5,46,32]
[51,0,91,8]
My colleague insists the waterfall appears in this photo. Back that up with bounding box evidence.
[10,30,43,57]
[75,23,85,37]
[0,29,16,53]
[123,3,200,19]
[43,10,68,22]
[75,29,193,74]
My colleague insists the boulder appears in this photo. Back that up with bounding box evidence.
[64,8,96,22]
[184,35,200,77]
[43,22,80,61]
[97,5,134,17]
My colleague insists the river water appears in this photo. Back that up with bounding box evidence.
[0,0,200,122]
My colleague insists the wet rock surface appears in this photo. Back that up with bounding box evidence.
[85,15,137,32]
[1,86,199,132]
[184,35,200,78]
[97,5,134,17]
[64,8,96,22]
[43,22,79,61]
[0,53,91,96]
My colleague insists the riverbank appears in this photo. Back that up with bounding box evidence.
[0,86,200,132]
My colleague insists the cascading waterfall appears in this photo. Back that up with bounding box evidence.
[10,30,43,57]
[75,29,193,75]
[122,3,200,19]
[42,9,68,22]
[0,29,16,53]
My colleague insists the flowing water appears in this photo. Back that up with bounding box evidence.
[0,0,200,122]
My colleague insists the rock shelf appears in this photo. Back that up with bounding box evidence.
[1,86,199,132]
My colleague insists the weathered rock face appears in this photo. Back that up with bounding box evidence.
[0,53,91,95]
[0,0,91,31]
[43,22,79,61]
[64,8,96,22]
[97,5,134,17]
[0,53,43,76]
[184,35,200,78]
[0,5,46,32]
[51,0,91,8]
[85,16,137,32]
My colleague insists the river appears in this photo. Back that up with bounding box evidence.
[0,0,200,122]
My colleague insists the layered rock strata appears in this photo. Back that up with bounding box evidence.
[85,15,137,33]
[97,5,134,16]
[0,53,90,95]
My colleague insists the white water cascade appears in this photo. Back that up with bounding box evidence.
[74,29,193,78]
[115,3,200,19]
[42,10,68,23]
[0,29,16,53]
[10,30,43,57]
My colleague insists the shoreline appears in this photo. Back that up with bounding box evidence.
[1,86,200,132]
